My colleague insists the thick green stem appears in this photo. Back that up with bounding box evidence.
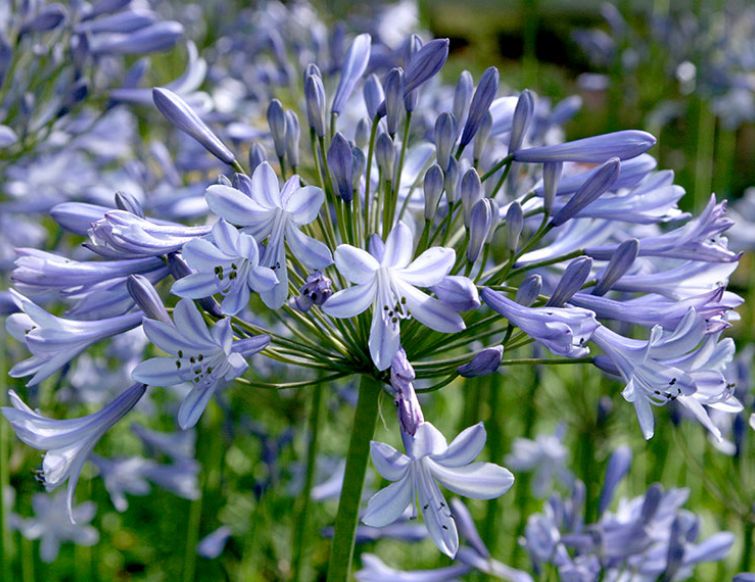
[292,384,324,582]
[326,376,381,582]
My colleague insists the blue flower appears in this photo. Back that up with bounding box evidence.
[6,290,142,385]
[132,298,269,429]
[332,33,372,116]
[2,383,147,520]
[505,428,573,498]
[172,219,278,315]
[362,422,514,557]
[206,162,332,309]
[323,222,464,370]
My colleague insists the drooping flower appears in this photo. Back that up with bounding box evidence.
[362,422,514,557]
[206,162,332,308]
[132,298,269,429]
[323,222,465,370]
[505,428,573,498]
[481,288,598,358]
[6,289,142,385]
[172,219,278,315]
[2,383,147,519]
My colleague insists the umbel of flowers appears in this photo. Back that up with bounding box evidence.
[2,23,744,580]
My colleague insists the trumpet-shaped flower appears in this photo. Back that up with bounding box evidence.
[7,289,142,385]
[132,299,269,429]
[362,422,514,557]
[2,383,147,520]
[206,162,332,308]
[323,222,465,370]
[172,219,278,315]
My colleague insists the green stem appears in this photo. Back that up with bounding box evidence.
[326,376,381,582]
[741,518,753,573]
[292,384,324,582]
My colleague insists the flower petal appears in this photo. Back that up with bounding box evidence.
[131,357,183,386]
[382,222,414,268]
[361,476,413,528]
[397,280,465,333]
[369,307,400,371]
[182,238,231,270]
[173,299,216,348]
[251,162,281,208]
[428,460,515,499]
[370,441,411,480]
[286,224,333,269]
[431,423,486,467]
[334,245,380,284]
[412,422,448,458]
[211,219,241,255]
[178,382,219,430]
[248,266,278,292]
[171,273,220,299]
[396,247,455,287]
[322,281,376,318]
[283,184,325,225]
[205,184,274,226]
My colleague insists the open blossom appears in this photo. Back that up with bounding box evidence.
[132,298,269,429]
[323,222,465,370]
[592,308,740,439]
[206,161,332,309]
[362,422,514,557]
[11,492,99,563]
[172,219,278,315]
[2,383,147,520]
[6,289,143,385]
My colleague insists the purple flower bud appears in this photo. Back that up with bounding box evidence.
[332,33,371,116]
[294,271,333,311]
[599,446,631,514]
[390,348,423,436]
[167,253,222,318]
[368,234,385,261]
[153,88,235,166]
[473,111,493,163]
[355,118,369,149]
[327,132,354,202]
[592,239,639,296]
[352,147,366,191]
[285,111,300,170]
[434,112,457,171]
[363,74,384,121]
[91,21,183,55]
[505,202,524,251]
[460,168,482,226]
[432,275,480,311]
[114,191,144,217]
[375,132,396,179]
[551,158,620,227]
[467,198,496,263]
[51,202,108,235]
[460,67,499,148]
[216,175,232,187]
[509,89,534,153]
[127,274,170,323]
[423,164,444,220]
[444,157,460,203]
[547,257,593,307]
[516,274,542,306]
[457,345,503,377]
[84,0,130,20]
[232,173,253,197]
[75,9,156,34]
[403,38,449,94]
[304,74,327,137]
[20,4,67,35]
[248,143,267,172]
[514,130,656,163]
[453,71,474,130]
[542,161,563,214]
[383,68,404,136]
[267,99,287,159]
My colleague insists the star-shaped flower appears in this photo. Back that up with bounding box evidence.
[362,422,514,557]
[323,222,465,370]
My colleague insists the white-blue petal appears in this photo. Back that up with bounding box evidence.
[286,224,333,269]
[428,460,514,499]
[396,247,455,287]
[370,441,411,480]
[431,423,486,467]
[361,476,413,528]
[334,245,379,284]
[382,222,414,269]
[322,281,376,318]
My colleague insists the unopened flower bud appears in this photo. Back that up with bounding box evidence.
[423,164,444,220]
[375,132,396,179]
[592,238,639,296]
[127,274,170,323]
[285,110,300,170]
[352,147,366,191]
[505,202,524,251]
[473,111,493,163]
[248,143,267,172]
[444,157,460,203]
[363,74,384,120]
[434,112,457,171]
[294,271,333,311]
[547,257,593,307]
[516,274,542,306]
[542,161,563,214]
[453,70,474,130]
[457,345,503,378]
[383,67,404,136]
[304,73,326,137]
[390,348,423,436]
[432,275,480,311]
[114,191,144,217]
[467,198,496,263]
[327,132,354,202]
[460,168,482,226]
[551,158,620,227]
[403,37,449,94]
[509,89,534,153]
[267,99,287,159]
[355,118,369,150]
[459,66,499,149]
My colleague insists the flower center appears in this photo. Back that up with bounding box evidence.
[175,348,223,386]
[377,269,411,331]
